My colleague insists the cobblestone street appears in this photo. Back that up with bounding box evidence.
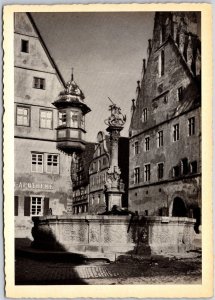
[15,253,201,285]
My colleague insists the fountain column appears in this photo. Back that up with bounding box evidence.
[104,103,126,211]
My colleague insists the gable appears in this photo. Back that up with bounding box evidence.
[130,39,200,133]
[15,12,38,37]
[14,13,65,85]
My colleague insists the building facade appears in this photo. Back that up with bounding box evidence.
[71,142,96,214]
[129,12,201,228]
[14,13,72,238]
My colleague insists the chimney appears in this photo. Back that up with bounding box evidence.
[147,39,152,58]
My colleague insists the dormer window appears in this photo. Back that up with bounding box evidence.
[21,39,29,53]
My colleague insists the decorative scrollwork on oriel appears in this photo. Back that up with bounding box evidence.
[104,103,126,127]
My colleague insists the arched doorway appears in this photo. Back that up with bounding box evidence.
[172,197,187,217]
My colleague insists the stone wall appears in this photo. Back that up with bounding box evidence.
[32,215,196,259]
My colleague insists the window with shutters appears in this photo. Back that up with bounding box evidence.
[33,77,45,89]
[40,110,53,129]
[16,106,30,126]
[31,153,43,173]
[46,154,59,174]
[31,196,43,216]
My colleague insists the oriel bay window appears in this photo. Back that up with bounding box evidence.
[16,106,30,126]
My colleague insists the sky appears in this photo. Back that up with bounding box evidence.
[32,12,154,142]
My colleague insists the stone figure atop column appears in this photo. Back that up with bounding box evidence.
[104,99,126,211]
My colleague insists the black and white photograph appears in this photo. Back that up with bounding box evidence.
[3,3,213,298]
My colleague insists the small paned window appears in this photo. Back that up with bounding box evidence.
[16,106,30,126]
[46,154,59,174]
[31,153,43,173]
[40,110,53,129]
[142,108,147,122]
[157,130,163,147]
[21,39,29,53]
[177,87,183,101]
[80,115,85,129]
[188,117,195,136]
[173,124,179,141]
[33,77,45,89]
[134,141,139,155]
[158,163,164,179]
[70,111,78,128]
[134,167,140,184]
[58,111,67,126]
[145,137,150,151]
[31,197,43,216]
[144,164,151,182]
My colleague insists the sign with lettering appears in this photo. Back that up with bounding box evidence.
[14,182,53,190]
